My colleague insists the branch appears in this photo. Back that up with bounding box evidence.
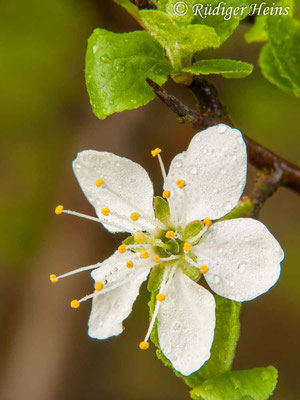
[146,78,300,195]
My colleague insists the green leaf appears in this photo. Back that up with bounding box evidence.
[113,0,143,25]
[85,29,171,120]
[190,366,278,400]
[140,10,220,71]
[192,0,251,44]
[218,196,253,221]
[259,44,294,95]
[245,16,268,43]
[267,16,300,96]
[183,220,203,242]
[197,296,241,379]
[154,196,172,226]
[184,59,253,78]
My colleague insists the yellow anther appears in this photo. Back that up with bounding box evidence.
[200,265,209,274]
[176,179,186,189]
[140,251,149,259]
[50,274,58,284]
[55,205,64,215]
[96,178,104,187]
[130,212,141,221]
[139,341,149,350]
[203,218,212,227]
[101,208,110,216]
[162,190,170,199]
[96,282,104,291]
[151,148,162,157]
[126,260,134,269]
[118,244,127,254]
[153,255,161,263]
[70,299,80,309]
[165,230,175,239]
[183,242,192,252]
[156,293,166,302]
[134,232,146,243]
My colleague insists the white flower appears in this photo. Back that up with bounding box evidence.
[52,124,284,376]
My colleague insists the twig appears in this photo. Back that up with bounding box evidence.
[146,78,300,195]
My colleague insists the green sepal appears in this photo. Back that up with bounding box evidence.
[122,235,135,245]
[190,366,278,400]
[178,257,201,281]
[154,196,172,226]
[147,263,166,292]
[183,220,203,242]
[218,196,252,221]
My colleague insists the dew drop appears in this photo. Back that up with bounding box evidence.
[173,321,181,331]
[213,275,221,284]
[92,45,98,54]
[217,124,227,133]
[174,160,183,168]
[237,263,246,273]
[190,167,198,175]
[213,187,219,194]
[223,201,232,212]
[220,168,227,175]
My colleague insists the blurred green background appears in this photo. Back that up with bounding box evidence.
[0,1,299,399]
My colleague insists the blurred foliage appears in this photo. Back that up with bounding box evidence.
[0,0,95,269]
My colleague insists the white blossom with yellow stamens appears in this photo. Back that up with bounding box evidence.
[51,124,284,377]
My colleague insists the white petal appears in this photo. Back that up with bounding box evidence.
[88,251,153,340]
[157,269,215,376]
[73,151,155,233]
[193,218,284,302]
[165,124,247,222]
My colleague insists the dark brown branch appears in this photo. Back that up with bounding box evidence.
[248,167,283,219]
[146,78,300,195]
[131,0,156,9]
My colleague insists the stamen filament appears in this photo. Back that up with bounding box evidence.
[189,226,208,244]
[55,262,101,280]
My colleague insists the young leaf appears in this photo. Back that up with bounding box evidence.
[183,59,253,79]
[245,16,268,43]
[267,16,300,97]
[259,44,294,95]
[190,366,278,400]
[85,29,171,120]
[197,296,241,379]
[140,10,220,71]
[193,0,251,44]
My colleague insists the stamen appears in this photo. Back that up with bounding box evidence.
[162,190,170,199]
[70,299,80,309]
[55,205,64,214]
[96,282,104,291]
[101,208,110,216]
[95,179,104,187]
[165,230,175,239]
[151,148,162,157]
[183,242,192,252]
[153,255,161,263]
[200,265,209,274]
[203,217,212,227]
[126,260,134,269]
[50,274,58,284]
[139,341,149,350]
[140,251,149,259]
[130,212,141,221]
[118,244,127,254]
[176,179,186,189]
[156,293,166,302]
[52,262,101,281]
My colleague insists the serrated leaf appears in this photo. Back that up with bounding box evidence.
[259,44,294,95]
[197,296,241,379]
[267,16,300,96]
[192,0,251,44]
[154,196,172,226]
[85,29,171,119]
[140,10,220,71]
[218,197,253,221]
[184,59,253,78]
[190,366,278,400]
[183,220,203,241]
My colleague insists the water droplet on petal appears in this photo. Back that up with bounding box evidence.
[213,187,219,193]
[213,275,221,284]
[217,124,227,133]
[221,168,227,175]
[190,167,198,175]
[174,160,183,168]
[237,263,246,273]
[223,201,232,212]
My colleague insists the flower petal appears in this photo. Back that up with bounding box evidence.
[193,218,284,302]
[88,251,153,339]
[73,150,155,233]
[165,124,247,222]
[157,269,216,376]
